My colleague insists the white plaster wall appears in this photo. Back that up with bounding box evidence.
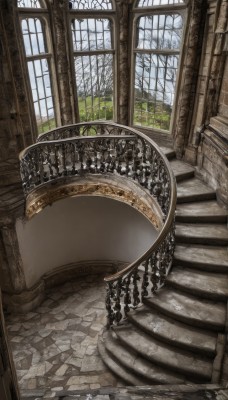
[16,196,158,288]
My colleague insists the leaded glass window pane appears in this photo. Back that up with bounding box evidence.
[72,14,114,123]
[70,0,112,10]
[20,14,56,133]
[75,54,113,121]
[133,11,183,131]
[21,18,46,56]
[134,54,178,129]
[136,0,184,7]
[137,14,183,50]
[18,0,42,8]
[71,19,112,52]
[27,59,56,133]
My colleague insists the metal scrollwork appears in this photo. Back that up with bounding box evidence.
[19,122,176,326]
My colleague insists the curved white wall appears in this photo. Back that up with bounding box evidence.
[16,196,158,288]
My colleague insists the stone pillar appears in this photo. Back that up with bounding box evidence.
[116,0,131,125]
[204,0,228,124]
[184,0,228,169]
[0,1,27,303]
[50,0,76,125]
[0,223,25,295]
[194,0,228,205]
[0,291,20,400]
[0,0,36,147]
[172,0,207,159]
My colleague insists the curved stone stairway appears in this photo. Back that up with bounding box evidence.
[99,148,228,386]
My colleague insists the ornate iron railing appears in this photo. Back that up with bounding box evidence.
[20,122,176,326]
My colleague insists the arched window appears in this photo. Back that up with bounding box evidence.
[18,0,42,7]
[69,0,112,10]
[132,0,186,132]
[70,0,115,122]
[18,0,57,133]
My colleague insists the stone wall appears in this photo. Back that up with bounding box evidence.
[218,57,228,120]
[0,291,20,399]
[0,0,29,299]
[184,0,228,206]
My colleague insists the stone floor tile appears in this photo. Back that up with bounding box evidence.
[6,274,120,391]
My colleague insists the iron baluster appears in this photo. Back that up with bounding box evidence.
[141,259,149,300]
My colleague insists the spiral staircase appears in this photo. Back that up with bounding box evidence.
[99,146,228,385]
[18,122,228,394]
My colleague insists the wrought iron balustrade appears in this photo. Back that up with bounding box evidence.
[36,122,134,142]
[19,122,176,326]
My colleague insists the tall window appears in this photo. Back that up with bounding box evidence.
[18,0,57,133]
[70,0,115,122]
[133,0,185,131]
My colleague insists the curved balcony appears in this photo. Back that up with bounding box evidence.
[19,122,176,326]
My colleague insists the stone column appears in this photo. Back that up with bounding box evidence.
[0,290,20,400]
[0,223,25,295]
[184,0,228,168]
[172,0,207,159]
[116,0,131,125]
[0,0,36,147]
[50,0,76,125]
[204,0,228,124]
[192,0,228,205]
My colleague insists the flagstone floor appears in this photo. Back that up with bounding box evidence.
[6,274,122,392]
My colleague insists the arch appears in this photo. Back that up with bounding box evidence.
[18,2,57,134]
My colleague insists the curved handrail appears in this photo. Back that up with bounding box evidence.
[37,121,135,142]
[20,122,176,326]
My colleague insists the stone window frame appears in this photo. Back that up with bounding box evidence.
[129,0,187,135]
[17,1,61,134]
[68,2,117,123]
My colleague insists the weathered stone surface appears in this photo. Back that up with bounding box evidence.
[174,245,228,272]
[175,223,228,245]
[113,325,213,381]
[127,306,217,357]
[177,178,216,203]
[144,288,226,331]
[197,130,228,206]
[176,201,227,223]
[6,275,120,392]
[169,160,195,182]
[167,267,228,301]
[104,330,189,384]
[19,385,228,400]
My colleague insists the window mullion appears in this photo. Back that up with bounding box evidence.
[72,16,114,123]
[133,9,184,131]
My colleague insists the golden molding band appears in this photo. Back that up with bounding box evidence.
[26,177,163,230]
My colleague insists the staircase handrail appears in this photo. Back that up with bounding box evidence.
[19,122,176,326]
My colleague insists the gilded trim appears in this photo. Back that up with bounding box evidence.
[26,176,163,230]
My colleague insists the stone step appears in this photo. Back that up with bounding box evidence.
[98,335,146,386]
[175,223,228,246]
[170,160,195,182]
[113,324,213,381]
[160,146,176,160]
[174,245,228,273]
[176,201,227,223]
[105,330,190,385]
[127,305,217,357]
[167,266,228,302]
[144,287,226,331]
[177,178,216,203]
